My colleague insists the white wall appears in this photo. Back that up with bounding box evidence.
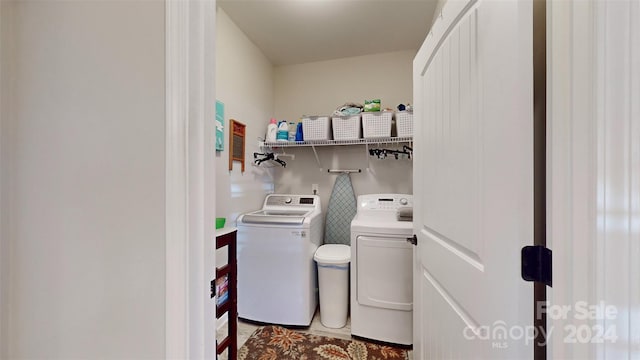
[215,8,275,226]
[1,1,165,358]
[273,51,414,214]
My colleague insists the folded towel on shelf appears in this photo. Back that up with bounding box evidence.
[332,102,364,116]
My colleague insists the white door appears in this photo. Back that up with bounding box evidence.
[412,0,534,358]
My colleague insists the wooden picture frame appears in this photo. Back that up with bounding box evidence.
[228,119,246,172]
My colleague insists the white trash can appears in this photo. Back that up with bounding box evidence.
[314,244,351,328]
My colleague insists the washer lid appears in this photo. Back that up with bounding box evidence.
[240,209,311,225]
[314,244,351,264]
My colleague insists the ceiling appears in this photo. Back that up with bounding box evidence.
[218,0,439,66]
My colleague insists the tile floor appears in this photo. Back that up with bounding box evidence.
[216,310,413,359]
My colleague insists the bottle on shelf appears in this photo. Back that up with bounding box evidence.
[266,118,278,142]
[288,122,296,141]
[276,120,289,142]
[295,119,304,141]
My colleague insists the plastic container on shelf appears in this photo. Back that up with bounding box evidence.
[364,99,381,112]
[395,111,413,137]
[302,115,332,141]
[288,122,296,141]
[295,120,304,141]
[332,114,361,140]
[362,111,393,138]
[276,120,289,142]
[266,118,278,142]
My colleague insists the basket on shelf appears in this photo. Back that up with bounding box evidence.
[302,115,332,141]
[395,111,413,137]
[362,112,393,138]
[331,114,361,140]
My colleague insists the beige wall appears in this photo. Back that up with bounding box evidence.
[274,50,415,122]
[216,15,415,222]
[0,2,11,357]
[273,51,414,214]
[215,8,275,226]
[1,1,165,358]
[215,7,276,329]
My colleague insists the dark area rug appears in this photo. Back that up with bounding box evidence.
[238,325,409,360]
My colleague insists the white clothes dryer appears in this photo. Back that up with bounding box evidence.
[350,194,414,345]
[236,194,322,326]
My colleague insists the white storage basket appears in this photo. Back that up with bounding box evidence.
[302,116,332,141]
[395,111,413,137]
[362,112,393,138]
[331,114,361,140]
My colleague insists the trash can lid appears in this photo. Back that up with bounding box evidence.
[314,244,351,264]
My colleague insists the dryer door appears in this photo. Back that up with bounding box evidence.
[356,235,413,311]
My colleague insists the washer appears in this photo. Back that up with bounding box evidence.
[236,194,322,326]
[350,194,414,345]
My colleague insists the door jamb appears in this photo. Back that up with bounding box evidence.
[165,1,217,358]
[532,0,547,358]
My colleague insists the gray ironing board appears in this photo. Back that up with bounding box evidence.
[324,173,357,245]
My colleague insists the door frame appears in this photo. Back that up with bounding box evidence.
[548,1,640,358]
[0,2,10,357]
[165,0,217,358]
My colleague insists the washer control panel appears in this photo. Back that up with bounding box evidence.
[358,194,413,211]
[265,194,319,208]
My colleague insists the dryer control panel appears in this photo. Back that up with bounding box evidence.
[357,194,413,211]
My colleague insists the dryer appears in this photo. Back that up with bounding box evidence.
[236,194,322,326]
[350,194,413,345]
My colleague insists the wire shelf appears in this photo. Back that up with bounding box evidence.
[264,136,412,148]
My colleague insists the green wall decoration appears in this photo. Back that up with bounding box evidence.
[216,100,224,151]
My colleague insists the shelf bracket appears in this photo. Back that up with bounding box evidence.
[310,145,323,171]
[365,143,371,171]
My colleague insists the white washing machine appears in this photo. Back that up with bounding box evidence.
[236,194,323,326]
[350,194,414,345]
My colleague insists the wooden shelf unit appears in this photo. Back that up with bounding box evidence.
[215,229,237,360]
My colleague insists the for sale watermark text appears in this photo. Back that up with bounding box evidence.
[463,301,619,349]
